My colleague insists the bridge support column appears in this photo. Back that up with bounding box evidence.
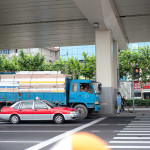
[96,30,118,114]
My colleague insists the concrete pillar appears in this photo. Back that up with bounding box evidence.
[113,40,119,108]
[96,30,118,114]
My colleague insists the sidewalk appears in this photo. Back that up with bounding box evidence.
[113,107,150,117]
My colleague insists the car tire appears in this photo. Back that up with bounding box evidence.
[10,115,20,124]
[74,104,88,120]
[53,114,64,124]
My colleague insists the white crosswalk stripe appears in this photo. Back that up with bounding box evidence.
[109,116,150,149]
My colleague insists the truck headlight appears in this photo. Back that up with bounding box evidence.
[94,101,99,105]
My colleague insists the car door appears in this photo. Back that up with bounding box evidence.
[17,101,33,120]
[32,101,52,120]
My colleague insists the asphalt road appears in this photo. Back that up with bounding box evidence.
[1,114,150,150]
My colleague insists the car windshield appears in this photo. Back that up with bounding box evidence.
[92,82,102,94]
[43,100,56,108]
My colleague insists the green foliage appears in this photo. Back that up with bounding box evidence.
[17,50,45,71]
[119,46,150,98]
[51,57,66,72]
[0,54,18,71]
[81,52,96,79]
[119,46,150,81]
[65,57,82,79]
[0,50,95,79]
[126,99,150,107]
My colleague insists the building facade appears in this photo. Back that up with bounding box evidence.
[60,45,95,60]
[0,47,59,63]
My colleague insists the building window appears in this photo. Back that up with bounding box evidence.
[0,50,10,54]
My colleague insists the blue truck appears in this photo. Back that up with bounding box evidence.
[0,71,102,119]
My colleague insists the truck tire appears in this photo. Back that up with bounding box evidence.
[10,115,20,124]
[74,104,88,120]
[53,114,64,124]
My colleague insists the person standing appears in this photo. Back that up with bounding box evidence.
[116,92,121,114]
[121,96,126,111]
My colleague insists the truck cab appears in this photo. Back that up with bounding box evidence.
[69,79,102,120]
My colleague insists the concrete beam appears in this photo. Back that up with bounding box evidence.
[73,0,128,49]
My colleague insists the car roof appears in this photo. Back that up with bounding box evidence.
[17,100,43,103]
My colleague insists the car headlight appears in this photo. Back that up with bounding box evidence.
[70,111,78,114]
[94,101,99,105]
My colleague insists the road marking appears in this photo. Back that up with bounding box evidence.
[123,128,150,130]
[106,146,150,149]
[25,117,106,150]
[118,133,150,135]
[128,124,150,125]
[0,141,41,143]
[132,121,150,122]
[0,124,85,126]
[114,137,150,139]
[0,131,66,133]
[126,126,150,127]
[117,124,127,125]
[0,130,101,133]
[120,131,150,132]
[91,130,100,133]
[109,141,150,143]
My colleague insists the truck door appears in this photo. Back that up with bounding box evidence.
[78,83,95,104]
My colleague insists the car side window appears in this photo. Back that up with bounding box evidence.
[13,103,21,109]
[72,83,78,92]
[34,101,48,109]
[20,102,33,109]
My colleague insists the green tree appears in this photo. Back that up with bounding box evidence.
[17,50,45,71]
[51,57,66,72]
[0,54,5,71]
[66,57,82,79]
[119,45,150,99]
[81,52,96,79]
[0,54,18,71]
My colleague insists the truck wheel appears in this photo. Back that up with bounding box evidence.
[53,114,64,124]
[74,104,88,120]
[10,115,20,124]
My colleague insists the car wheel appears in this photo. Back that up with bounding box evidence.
[74,104,88,120]
[53,114,64,124]
[10,115,20,124]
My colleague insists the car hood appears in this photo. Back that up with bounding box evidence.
[51,107,76,111]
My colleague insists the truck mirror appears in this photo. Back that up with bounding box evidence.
[98,83,102,93]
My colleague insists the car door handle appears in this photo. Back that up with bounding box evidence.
[33,110,37,111]
[18,110,22,111]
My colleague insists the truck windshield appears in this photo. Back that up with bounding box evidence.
[92,82,102,94]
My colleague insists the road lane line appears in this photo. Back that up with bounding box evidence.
[128,124,150,125]
[91,130,100,133]
[106,146,150,149]
[126,126,150,127]
[0,124,87,126]
[118,133,150,135]
[123,128,150,130]
[0,131,66,133]
[25,117,106,150]
[120,131,150,132]
[109,141,150,143]
[114,137,150,139]
[131,120,150,123]
[117,124,127,125]
[0,141,41,143]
